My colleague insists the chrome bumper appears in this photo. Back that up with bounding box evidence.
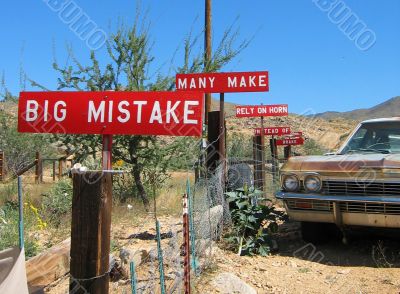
[275,191,400,228]
[275,191,400,204]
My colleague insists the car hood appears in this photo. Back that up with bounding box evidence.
[282,153,400,174]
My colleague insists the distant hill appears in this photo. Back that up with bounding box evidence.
[209,97,355,151]
[316,96,400,121]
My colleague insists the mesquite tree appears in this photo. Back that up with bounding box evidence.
[34,14,247,210]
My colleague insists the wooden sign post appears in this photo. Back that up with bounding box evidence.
[176,71,269,188]
[236,104,289,191]
[18,91,204,294]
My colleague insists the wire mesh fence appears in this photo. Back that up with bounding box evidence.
[0,131,285,294]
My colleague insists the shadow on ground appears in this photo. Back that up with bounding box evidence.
[275,221,400,268]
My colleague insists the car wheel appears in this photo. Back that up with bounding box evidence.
[300,222,332,244]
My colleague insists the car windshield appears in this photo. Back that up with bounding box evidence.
[340,121,400,154]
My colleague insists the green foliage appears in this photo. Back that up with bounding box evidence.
[0,107,56,175]
[303,138,326,155]
[42,179,73,226]
[30,6,248,210]
[227,132,253,159]
[0,202,39,258]
[0,181,18,206]
[224,186,284,256]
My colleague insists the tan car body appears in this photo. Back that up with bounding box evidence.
[276,118,400,229]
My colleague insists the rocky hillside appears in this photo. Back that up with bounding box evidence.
[315,96,400,121]
[210,97,356,151]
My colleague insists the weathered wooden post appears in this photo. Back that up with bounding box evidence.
[52,161,56,182]
[206,111,221,173]
[58,158,63,179]
[18,90,205,294]
[69,171,113,294]
[35,152,42,184]
[270,137,278,185]
[182,193,191,294]
[253,135,265,190]
[284,145,291,159]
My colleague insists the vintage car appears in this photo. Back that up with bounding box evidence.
[276,118,400,243]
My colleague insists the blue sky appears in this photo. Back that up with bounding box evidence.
[0,0,399,114]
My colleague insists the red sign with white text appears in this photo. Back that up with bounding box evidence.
[254,127,291,136]
[176,71,269,93]
[276,137,304,146]
[236,104,288,118]
[286,131,302,137]
[18,91,204,136]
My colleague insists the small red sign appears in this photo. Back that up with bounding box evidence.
[236,104,288,118]
[286,131,302,137]
[276,137,304,146]
[254,127,291,136]
[176,71,269,93]
[18,91,204,136]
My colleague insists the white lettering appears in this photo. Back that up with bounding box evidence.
[117,101,130,123]
[249,76,256,87]
[178,78,187,89]
[25,100,39,122]
[259,75,267,87]
[166,101,180,123]
[228,77,237,88]
[108,101,113,122]
[209,77,215,88]
[183,101,199,124]
[240,76,246,87]
[54,101,67,122]
[190,78,196,89]
[199,77,206,89]
[44,100,49,122]
[133,101,147,123]
[149,101,162,123]
[88,101,105,122]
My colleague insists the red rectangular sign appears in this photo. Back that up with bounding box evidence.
[236,104,288,118]
[18,91,204,136]
[254,127,291,136]
[276,138,304,146]
[176,71,269,93]
[286,131,302,137]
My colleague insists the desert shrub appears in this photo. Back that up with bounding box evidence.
[224,186,285,256]
[113,174,137,203]
[227,132,254,159]
[0,202,39,258]
[0,181,18,206]
[303,138,326,155]
[42,179,72,226]
[0,105,56,176]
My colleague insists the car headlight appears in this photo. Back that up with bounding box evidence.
[282,175,300,192]
[304,175,322,193]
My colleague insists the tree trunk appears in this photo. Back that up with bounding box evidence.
[132,157,150,211]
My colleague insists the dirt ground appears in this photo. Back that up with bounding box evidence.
[44,214,400,294]
[197,222,400,294]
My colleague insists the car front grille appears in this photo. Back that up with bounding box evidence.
[287,199,332,211]
[287,199,400,215]
[323,180,400,196]
[339,202,400,214]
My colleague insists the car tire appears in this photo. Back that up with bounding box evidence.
[300,222,331,244]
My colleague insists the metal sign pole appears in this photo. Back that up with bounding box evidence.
[219,92,226,189]
[102,135,113,170]
[18,176,24,249]
[260,105,265,192]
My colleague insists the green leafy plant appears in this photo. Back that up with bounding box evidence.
[42,179,72,226]
[224,185,284,256]
[0,202,39,258]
